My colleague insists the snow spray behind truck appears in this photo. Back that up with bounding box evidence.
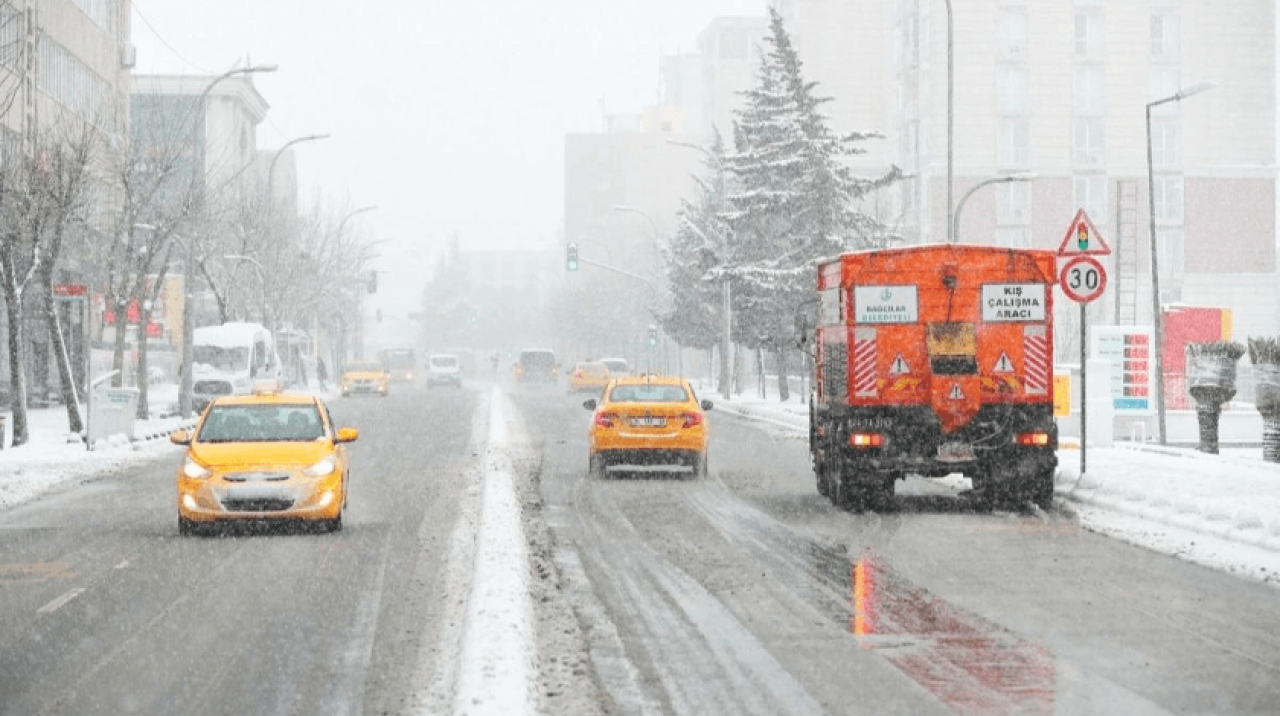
[808,244,1058,510]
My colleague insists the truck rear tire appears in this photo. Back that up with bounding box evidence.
[1031,466,1055,510]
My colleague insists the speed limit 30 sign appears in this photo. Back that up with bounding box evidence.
[1059,255,1107,303]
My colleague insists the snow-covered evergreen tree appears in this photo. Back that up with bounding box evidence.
[660,130,731,352]
[716,7,900,399]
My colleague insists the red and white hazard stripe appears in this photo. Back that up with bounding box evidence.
[1023,325,1049,395]
[854,327,878,398]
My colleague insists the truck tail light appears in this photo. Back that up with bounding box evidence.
[681,412,704,429]
[848,432,885,448]
[1015,431,1051,447]
[594,412,617,429]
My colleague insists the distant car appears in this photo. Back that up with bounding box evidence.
[426,354,463,388]
[568,361,611,393]
[340,360,390,397]
[170,384,359,535]
[583,374,713,478]
[515,349,559,385]
[599,358,629,376]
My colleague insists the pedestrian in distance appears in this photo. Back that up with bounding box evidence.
[316,357,329,390]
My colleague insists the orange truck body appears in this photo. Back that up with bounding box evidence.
[809,244,1059,509]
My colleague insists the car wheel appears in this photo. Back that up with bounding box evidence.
[589,453,607,479]
[691,454,709,479]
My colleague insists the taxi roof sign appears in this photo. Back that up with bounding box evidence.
[1056,208,1111,257]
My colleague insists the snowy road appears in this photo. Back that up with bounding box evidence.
[517,388,1280,716]
[0,384,480,716]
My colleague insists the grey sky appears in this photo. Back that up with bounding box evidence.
[131,0,765,315]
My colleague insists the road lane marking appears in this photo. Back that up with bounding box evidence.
[37,587,86,614]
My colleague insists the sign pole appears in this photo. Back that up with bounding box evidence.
[1080,304,1087,476]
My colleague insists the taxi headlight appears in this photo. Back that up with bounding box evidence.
[182,456,213,479]
[304,455,338,477]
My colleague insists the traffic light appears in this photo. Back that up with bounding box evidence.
[366,270,378,293]
[1076,222,1090,251]
[566,243,579,271]
[647,325,658,347]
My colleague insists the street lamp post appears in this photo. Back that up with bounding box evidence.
[944,0,954,245]
[1147,80,1215,445]
[179,64,278,418]
[951,172,1037,243]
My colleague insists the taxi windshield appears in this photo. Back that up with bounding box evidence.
[197,404,325,443]
[608,385,688,402]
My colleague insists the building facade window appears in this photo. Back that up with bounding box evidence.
[1150,119,1180,168]
[1149,66,1182,103]
[37,33,115,132]
[1073,175,1109,225]
[1073,120,1106,166]
[1074,12,1105,57]
[997,181,1031,225]
[998,118,1029,166]
[997,66,1030,114]
[1151,12,1181,59]
[1074,66,1107,114]
[1153,176,1184,224]
[998,11,1028,61]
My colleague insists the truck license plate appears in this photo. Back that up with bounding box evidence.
[936,442,977,463]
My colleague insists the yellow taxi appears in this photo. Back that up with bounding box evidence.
[170,384,359,535]
[340,359,390,397]
[582,374,712,478]
[567,361,611,393]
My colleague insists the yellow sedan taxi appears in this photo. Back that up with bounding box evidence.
[567,361,611,394]
[171,385,358,535]
[340,360,390,397]
[583,374,713,478]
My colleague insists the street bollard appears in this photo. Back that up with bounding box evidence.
[1248,338,1280,463]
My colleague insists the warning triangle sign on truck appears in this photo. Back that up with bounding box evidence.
[1057,208,1111,257]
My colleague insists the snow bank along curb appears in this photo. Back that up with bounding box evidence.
[717,398,1280,553]
[1057,445,1280,553]
[451,387,537,715]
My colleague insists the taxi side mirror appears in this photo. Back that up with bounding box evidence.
[169,430,191,445]
[700,400,714,411]
[335,427,359,443]
[583,399,597,410]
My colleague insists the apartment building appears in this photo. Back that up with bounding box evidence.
[772,0,1278,349]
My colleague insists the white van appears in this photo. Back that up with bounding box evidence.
[191,322,280,411]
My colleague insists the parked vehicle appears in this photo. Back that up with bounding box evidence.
[191,323,280,412]
[806,244,1058,511]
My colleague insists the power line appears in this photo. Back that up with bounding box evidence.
[132,1,214,74]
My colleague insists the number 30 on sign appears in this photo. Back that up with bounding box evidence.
[1059,255,1107,303]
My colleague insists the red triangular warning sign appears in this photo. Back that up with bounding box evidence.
[993,352,1015,373]
[889,354,911,375]
[1056,208,1111,257]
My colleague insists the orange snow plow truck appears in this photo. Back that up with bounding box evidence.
[808,244,1058,511]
